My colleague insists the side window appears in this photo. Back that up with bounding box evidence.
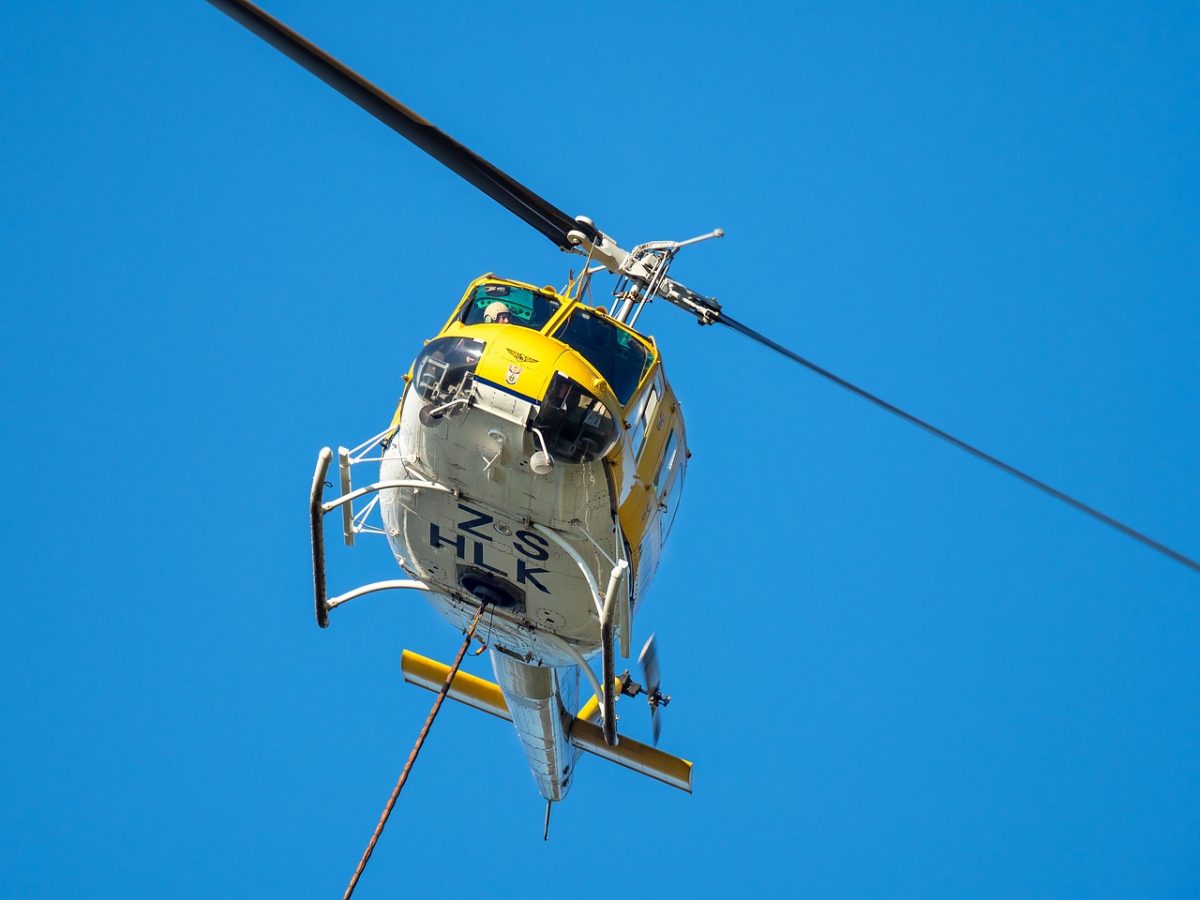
[661,466,684,540]
[653,430,678,494]
[630,381,660,459]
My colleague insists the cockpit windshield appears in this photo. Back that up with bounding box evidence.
[553,308,652,405]
[461,283,560,330]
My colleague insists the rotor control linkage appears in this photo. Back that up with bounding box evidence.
[567,217,723,327]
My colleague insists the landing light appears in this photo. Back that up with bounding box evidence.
[529,426,554,475]
[530,450,553,476]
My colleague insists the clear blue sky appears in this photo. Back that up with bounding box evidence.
[3,2,1198,897]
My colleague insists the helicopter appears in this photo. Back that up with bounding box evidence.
[209,0,722,814]
[206,0,1200,848]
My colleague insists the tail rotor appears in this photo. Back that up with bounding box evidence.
[637,633,671,746]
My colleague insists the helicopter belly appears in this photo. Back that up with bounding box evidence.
[379,390,626,666]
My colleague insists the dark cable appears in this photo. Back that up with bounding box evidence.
[717,312,1200,576]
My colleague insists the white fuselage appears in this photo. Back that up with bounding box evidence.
[379,378,622,800]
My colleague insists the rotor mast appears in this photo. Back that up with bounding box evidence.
[566,218,726,326]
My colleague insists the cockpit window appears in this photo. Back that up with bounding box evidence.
[461,283,560,330]
[553,309,651,405]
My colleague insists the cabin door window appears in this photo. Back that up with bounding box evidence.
[630,379,661,460]
[653,430,678,493]
[661,466,684,540]
[654,430,682,539]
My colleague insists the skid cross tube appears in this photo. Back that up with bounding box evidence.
[537,631,607,715]
[327,580,431,611]
[321,478,455,515]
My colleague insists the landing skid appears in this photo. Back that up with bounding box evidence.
[308,444,633,746]
[309,445,452,626]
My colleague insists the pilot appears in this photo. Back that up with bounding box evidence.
[484,301,512,324]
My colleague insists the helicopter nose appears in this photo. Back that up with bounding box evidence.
[470,330,564,403]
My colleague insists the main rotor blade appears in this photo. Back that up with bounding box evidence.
[717,312,1200,576]
[206,0,596,250]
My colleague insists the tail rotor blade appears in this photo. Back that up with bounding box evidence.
[639,633,663,746]
[639,634,661,695]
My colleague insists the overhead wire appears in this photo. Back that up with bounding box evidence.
[717,312,1200,576]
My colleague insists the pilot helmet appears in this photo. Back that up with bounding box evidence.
[484,301,512,323]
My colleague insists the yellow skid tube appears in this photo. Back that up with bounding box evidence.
[401,650,693,793]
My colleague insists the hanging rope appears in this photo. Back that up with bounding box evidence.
[343,602,488,899]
